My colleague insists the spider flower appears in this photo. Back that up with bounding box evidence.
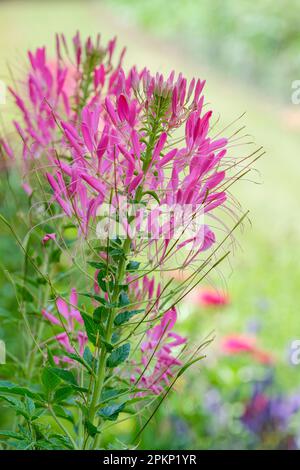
[41,68,230,268]
[41,288,87,363]
[131,306,186,395]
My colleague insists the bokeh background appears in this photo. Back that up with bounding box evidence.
[1,0,300,449]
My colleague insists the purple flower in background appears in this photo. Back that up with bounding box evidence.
[241,384,300,448]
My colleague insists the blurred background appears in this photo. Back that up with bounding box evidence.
[1,0,300,449]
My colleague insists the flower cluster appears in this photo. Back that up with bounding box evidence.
[2,32,231,267]
[41,288,87,364]
[0,32,255,450]
[131,306,186,395]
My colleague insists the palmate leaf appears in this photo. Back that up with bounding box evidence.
[87,261,107,270]
[47,368,77,386]
[1,395,44,422]
[37,434,74,450]
[0,380,42,400]
[42,367,86,394]
[0,430,23,440]
[106,343,130,368]
[6,438,34,450]
[100,388,128,402]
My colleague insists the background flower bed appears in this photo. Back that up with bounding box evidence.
[0,0,300,450]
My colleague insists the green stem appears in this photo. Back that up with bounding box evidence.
[26,252,51,379]
[48,406,78,450]
[87,237,131,449]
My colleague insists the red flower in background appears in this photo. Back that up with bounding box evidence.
[196,288,229,306]
[185,287,229,308]
[221,334,274,365]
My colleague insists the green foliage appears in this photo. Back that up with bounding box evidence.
[81,312,105,346]
[97,402,125,421]
[106,343,131,368]
[110,0,300,98]
[114,309,143,326]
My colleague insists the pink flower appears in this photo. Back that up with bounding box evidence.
[221,335,256,354]
[22,183,33,196]
[41,288,87,361]
[42,233,56,245]
[221,334,274,365]
[194,288,229,307]
[56,288,84,327]
[132,306,186,395]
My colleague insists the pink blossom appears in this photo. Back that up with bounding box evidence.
[194,288,229,307]
[41,288,87,361]
[132,306,186,395]
[42,233,56,245]
[221,334,274,365]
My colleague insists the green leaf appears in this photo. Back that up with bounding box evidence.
[114,309,143,326]
[80,293,116,308]
[110,248,125,259]
[97,269,114,293]
[46,347,56,367]
[65,353,93,373]
[48,368,78,387]
[97,402,125,421]
[111,331,120,344]
[93,306,107,323]
[50,249,61,264]
[52,405,74,423]
[81,312,105,346]
[126,261,140,272]
[24,396,35,416]
[53,386,74,403]
[16,283,34,302]
[1,396,30,420]
[9,439,34,450]
[100,388,128,403]
[0,430,23,440]
[88,261,106,270]
[177,355,206,378]
[107,343,130,368]
[38,434,74,450]
[101,339,114,353]
[85,420,99,437]
[0,380,41,400]
[118,292,130,307]
[42,368,61,394]
[142,190,161,204]
[83,346,95,369]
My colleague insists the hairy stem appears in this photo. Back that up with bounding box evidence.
[87,237,132,449]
